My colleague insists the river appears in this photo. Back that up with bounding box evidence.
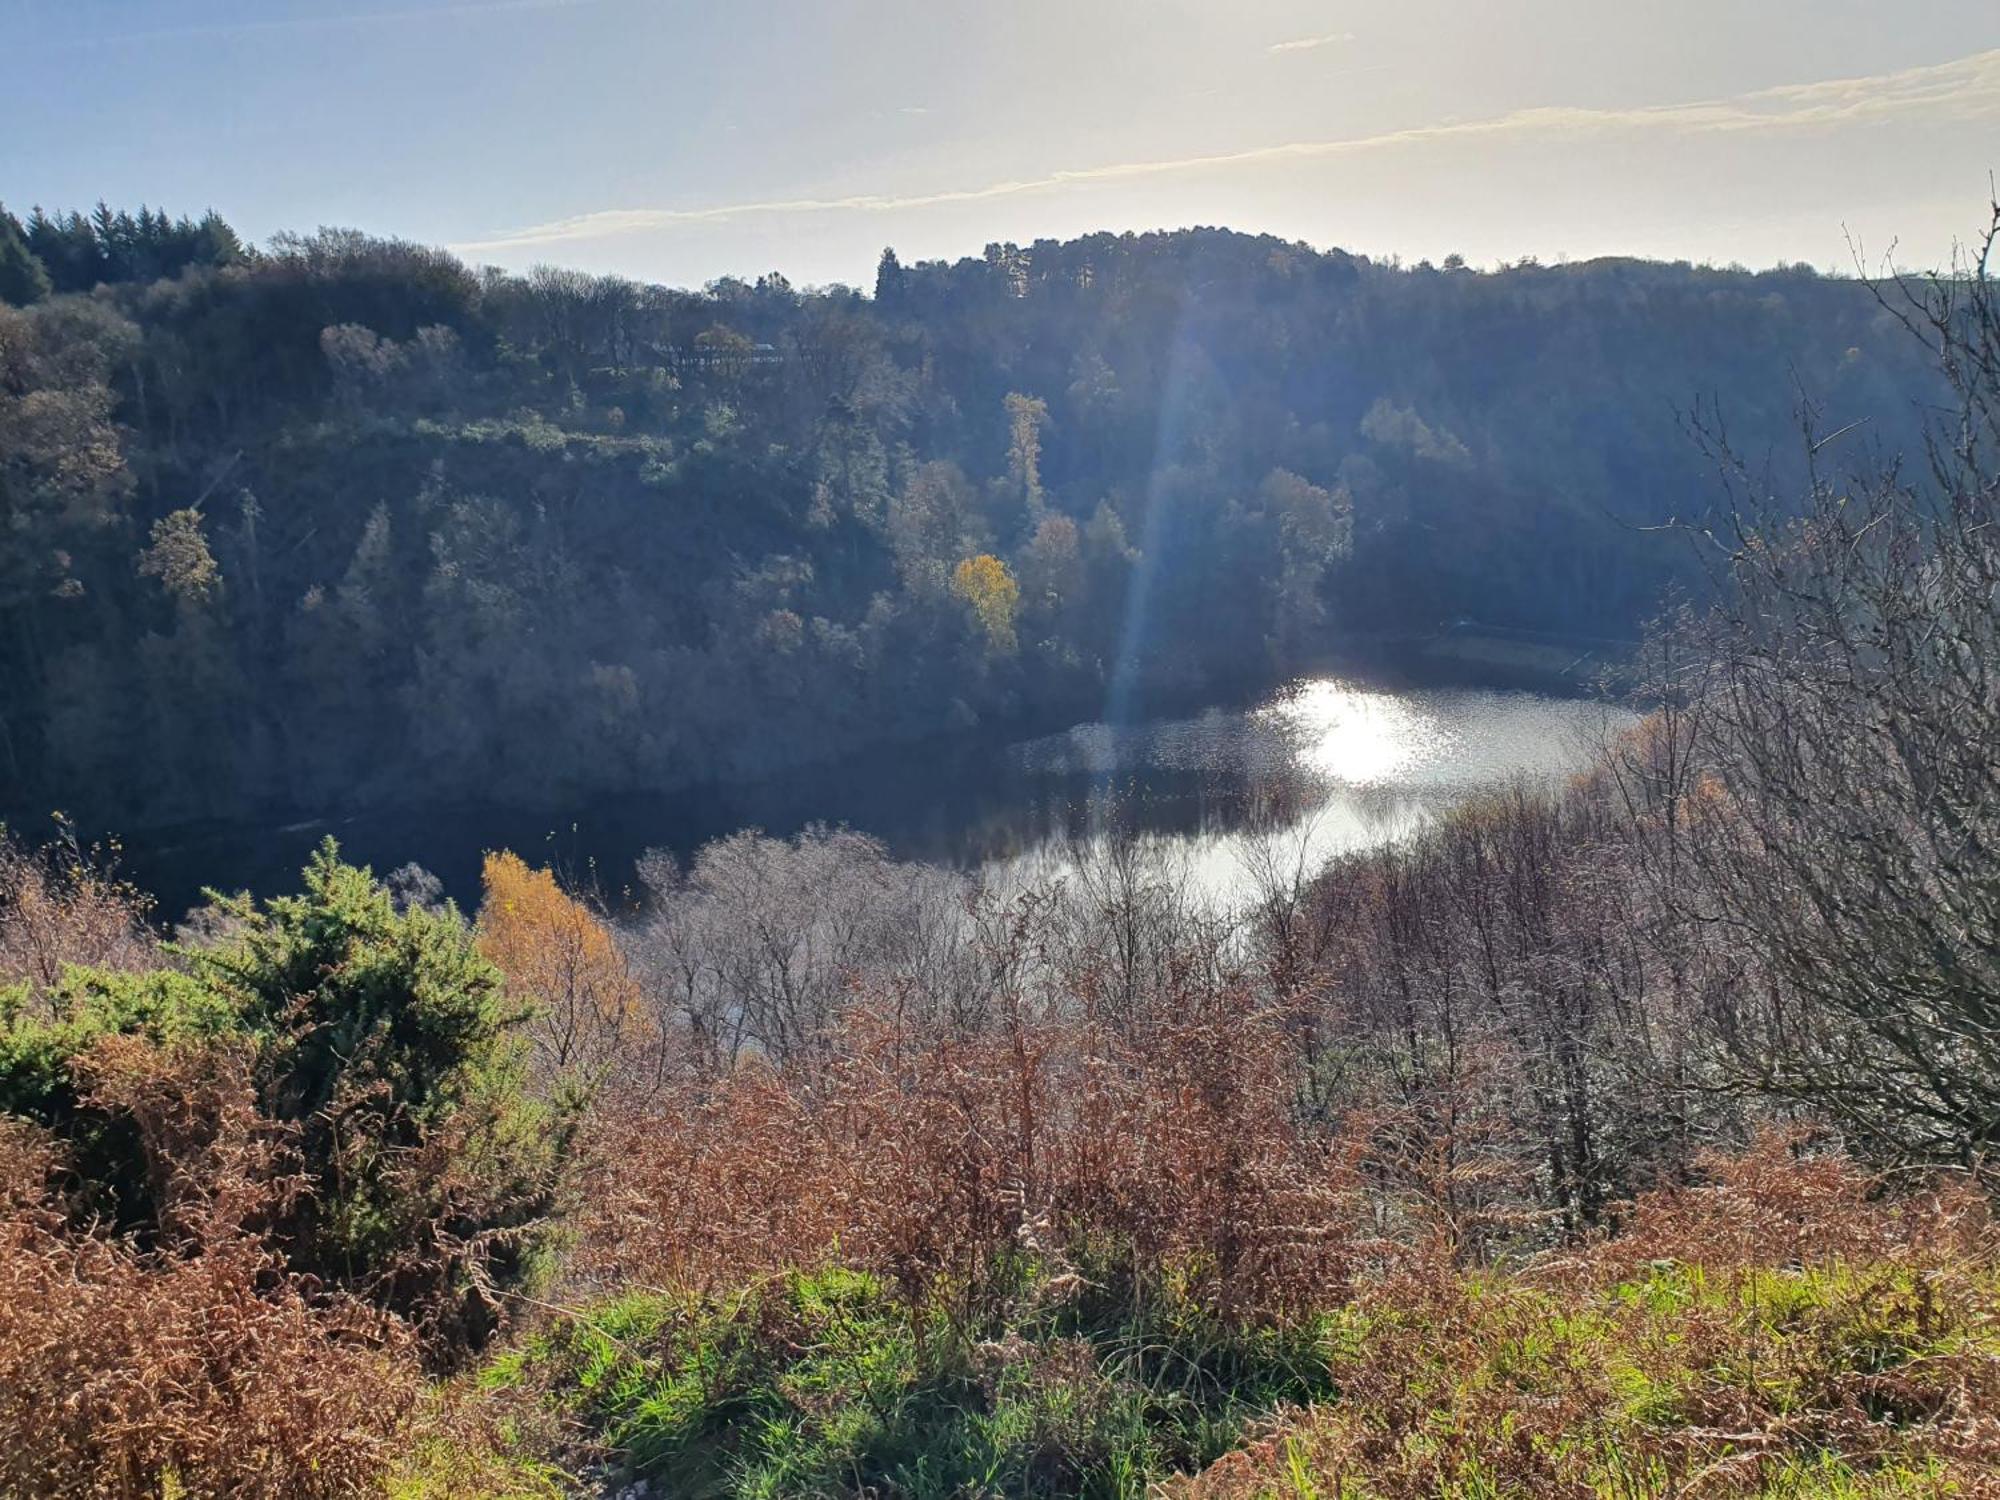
[115,676,1632,919]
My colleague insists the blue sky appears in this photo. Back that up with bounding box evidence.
[5,0,1998,287]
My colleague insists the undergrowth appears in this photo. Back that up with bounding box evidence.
[391,1143,2000,1500]
[1171,1156,2000,1499]
[454,1261,1337,1500]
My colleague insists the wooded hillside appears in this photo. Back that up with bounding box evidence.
[0,204,1939,828]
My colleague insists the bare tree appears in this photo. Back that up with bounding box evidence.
[1663,202,2000,1163]
[0,821,156,996]
[630,826,985,1066]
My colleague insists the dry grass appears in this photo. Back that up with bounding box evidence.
[1172,1139,2000,1500]
[0,1043,424,1500]
[572,982,1375,1323]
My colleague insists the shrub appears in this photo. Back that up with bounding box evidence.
[0,819,156,993]
[0,1058,423,1499]
[574,987,1371,1321]
[200,839,569,1349]
[0,967,239,1227]
[0,839,570,1358]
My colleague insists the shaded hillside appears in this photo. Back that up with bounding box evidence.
[0,208,1941,827]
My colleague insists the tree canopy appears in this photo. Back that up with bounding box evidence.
[0,208,1944,833]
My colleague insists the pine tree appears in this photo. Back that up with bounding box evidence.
[875,245,906,305]
[0,204,50,305]
[25,208,104,292]
[194,209,245,267]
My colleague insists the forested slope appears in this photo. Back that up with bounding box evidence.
[0,204,1940,826]
[2,204,1998,1500]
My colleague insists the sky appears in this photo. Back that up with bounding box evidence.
[4,0,1999,289]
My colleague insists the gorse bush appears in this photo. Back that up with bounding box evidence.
[0,838,568,1357]
[0,966,239,1228]
[201,840,569,1348]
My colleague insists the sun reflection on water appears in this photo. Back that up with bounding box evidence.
[999,676,1630,913]
[1253,679,1449,786]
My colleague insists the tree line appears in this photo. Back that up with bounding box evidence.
[0,201,1943,833]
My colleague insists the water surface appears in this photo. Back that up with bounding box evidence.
[116,678,1629,916]
[992,679,1629,907]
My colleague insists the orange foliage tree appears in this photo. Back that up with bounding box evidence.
[476,851,656,1092]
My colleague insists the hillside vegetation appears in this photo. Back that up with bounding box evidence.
[0,208,1996,1498]
[0,200,1942,830]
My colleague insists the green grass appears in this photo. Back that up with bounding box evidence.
[405,1250,1999,1499]
[479,1263,1337,1499]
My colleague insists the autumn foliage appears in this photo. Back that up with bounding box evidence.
[1174,1139,2000,1500]
[574,986,1371,1319]
[952,552,1021,654]
[476,849,655,1090]
[0,1052,421,1499]
[4,822,2000,1497]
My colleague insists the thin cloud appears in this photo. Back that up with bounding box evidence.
[1269,32,1355,54]
[450,46,2000,257]
[44,0,612,50]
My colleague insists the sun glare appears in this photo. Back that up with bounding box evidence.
[1255,679,1447,786]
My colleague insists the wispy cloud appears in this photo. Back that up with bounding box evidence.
[46,0,612,50]
[450,47,2000,258]
[1269,31,1355,55]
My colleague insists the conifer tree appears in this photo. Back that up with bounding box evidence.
[0,205,49,306]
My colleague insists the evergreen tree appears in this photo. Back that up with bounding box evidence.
[194,208,244,268]
[25,208,104,291]
[0,205,50,305]
[874,245,905,305]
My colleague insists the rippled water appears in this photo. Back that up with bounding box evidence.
[114,678,1632,917]
[994,679,1633,907]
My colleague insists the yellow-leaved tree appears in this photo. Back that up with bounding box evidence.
[476,851,656,1093]
[952,553,1020,655]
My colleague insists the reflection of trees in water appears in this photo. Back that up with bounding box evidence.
[120,685,1617,922]
[1012,707,1299,781]
[986,685,1628,910]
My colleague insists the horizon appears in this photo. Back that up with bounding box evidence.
[8,206,1935,297]
[6,1,1998,288]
